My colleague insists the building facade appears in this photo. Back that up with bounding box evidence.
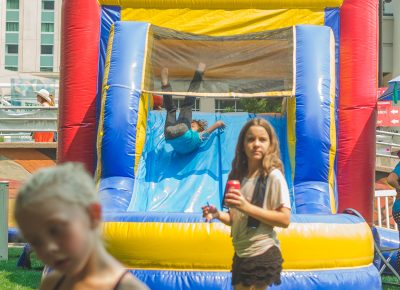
[0,0,61,76]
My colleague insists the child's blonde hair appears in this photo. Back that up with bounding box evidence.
[229,118,283,181]
[14,162,97,218]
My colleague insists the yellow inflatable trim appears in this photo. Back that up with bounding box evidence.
[121,9,325,36]
[99,0,343,9]
[102,221,373,270]
[95,25,115,185]
[328,30,337,214]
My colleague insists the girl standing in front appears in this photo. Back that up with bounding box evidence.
[202,118,291,290]
[14,163,149,290]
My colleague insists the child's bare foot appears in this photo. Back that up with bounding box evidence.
[197,62,206,73]
[161,67,169,86]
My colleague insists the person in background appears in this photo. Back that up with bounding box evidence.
[161,63,225,154]
[33,89,55,142]
[202,118,291,290]
[386,151,400,271]
[14,162,149,290]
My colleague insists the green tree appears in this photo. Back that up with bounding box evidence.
[238,98,282,113]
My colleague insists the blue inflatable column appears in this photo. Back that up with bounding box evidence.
[291,25,337,214]
[96,22,150,211]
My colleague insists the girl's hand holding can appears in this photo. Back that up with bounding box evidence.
[224,180,249,210]
[224,188,250,211]
[202,204,219,222]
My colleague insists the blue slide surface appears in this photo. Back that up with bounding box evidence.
[127,111,294,213]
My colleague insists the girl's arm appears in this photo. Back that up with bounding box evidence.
[242,203,290,228]
[202,205,231,226]
[224,189,290,228]
[387,172,400,191]
[213,210,231,226]
[202,121,225,135]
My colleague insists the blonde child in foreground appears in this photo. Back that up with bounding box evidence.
[14,162,149,290]
[202,118,291,290]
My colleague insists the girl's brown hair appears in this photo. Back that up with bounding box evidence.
[228,118,283,181]
[192,119,208,132]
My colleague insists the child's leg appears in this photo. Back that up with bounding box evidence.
[162,76,189,139]
[162,83,177,129]
[160,68,178,131]
[178,68,204,127]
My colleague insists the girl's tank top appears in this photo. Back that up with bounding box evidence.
[53,270,130,290]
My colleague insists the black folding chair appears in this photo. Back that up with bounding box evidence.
[343,208,400,286]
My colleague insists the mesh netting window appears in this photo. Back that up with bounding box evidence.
[144,26,293,98]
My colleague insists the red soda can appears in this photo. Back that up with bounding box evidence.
[223,180,240,208]
[226,180,240,191]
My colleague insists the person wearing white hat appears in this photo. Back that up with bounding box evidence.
[34,89,54,106]
[33,89,55,142]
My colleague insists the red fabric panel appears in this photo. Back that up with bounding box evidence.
[58,0,100,174]
[338,0,378,224]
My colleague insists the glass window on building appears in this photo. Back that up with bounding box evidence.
[40,67,53,72]
[41,23,54,33]
[6,0,19,9]
[172,98,200,111]
[6,44,18,54]
[383,0,394,16]
[41,45,53,55]
[215,99,243,112]
[42,0,55,10]
[6,22,19,32]
[5,66,18,71]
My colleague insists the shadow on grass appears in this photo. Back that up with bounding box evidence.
[0,247,43,290]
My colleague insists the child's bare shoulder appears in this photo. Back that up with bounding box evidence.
[118,273,150,290]
[39,271,64,290]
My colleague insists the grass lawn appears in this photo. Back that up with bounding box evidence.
[0,246,43,290]
[383,275,400,289]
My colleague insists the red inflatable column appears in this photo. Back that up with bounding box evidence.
[338,0,378,223]
[58,0,100,174]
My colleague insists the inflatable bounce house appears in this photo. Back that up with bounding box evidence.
[59,0,380,289]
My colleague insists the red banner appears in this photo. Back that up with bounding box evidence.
[377,101,400,127]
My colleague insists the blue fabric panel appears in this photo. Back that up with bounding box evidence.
[131,265,380,290]
[100,21,149,179]
[127,112,293,213]
[373,226,400,274]
[95,6,121,170]
[294,25,333,214]
[96,6,121,125]
[99,176,134,212]
[257,114,295,211]
[132,270,231,290]
[101,86,141,179]
[103,212,364,225]
[324,8,340,210]
[295,181,331,214]
[127,111,223,212]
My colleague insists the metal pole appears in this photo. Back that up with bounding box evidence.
[0,181,9,261]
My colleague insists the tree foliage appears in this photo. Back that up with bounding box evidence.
[238,98,282,113]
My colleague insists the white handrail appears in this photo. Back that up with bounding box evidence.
[374,190,398,230]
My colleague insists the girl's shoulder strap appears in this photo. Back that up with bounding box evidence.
[52,274,66,290]
[247,174,268,228]
[114,270,131,290]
